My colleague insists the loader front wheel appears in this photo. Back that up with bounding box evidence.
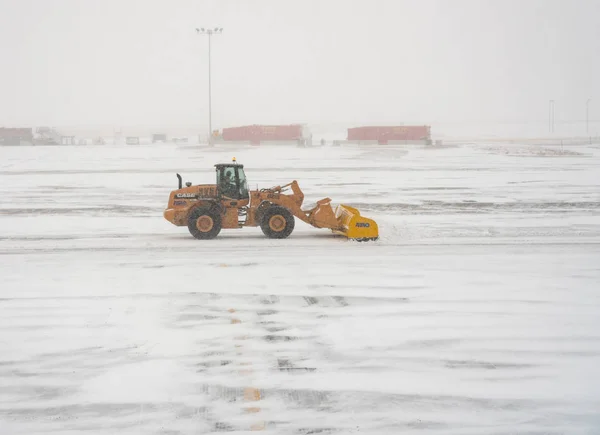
[260,206,295,239]
[187,207,221,240]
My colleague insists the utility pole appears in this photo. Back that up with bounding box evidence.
[196,27,223,145]
[586,98,591,135]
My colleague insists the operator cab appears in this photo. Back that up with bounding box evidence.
[215,160,249,201]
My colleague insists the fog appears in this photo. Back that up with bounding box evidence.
[3,2,600,433]
[1,0,599,136]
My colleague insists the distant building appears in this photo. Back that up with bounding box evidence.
[61,136,76,145]
[0,127,33,145]
[215,124,312,146]
[347,125,432,145]
[34,127,61,145]
[152,133,167,143]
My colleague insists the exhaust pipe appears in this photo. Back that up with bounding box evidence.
[176,173,182,189]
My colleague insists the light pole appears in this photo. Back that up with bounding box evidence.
[549,100,555,133]
[586,98,591,135]
[196,27,223,145]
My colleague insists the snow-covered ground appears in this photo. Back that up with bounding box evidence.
[1,142,600,434]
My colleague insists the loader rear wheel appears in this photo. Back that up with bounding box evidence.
[260,206,295,239]
[187,207,221,240]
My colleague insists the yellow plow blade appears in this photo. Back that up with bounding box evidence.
[332,204,379,241]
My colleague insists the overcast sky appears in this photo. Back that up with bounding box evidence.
[0,0,598,131]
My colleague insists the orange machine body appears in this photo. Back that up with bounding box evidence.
[163,160,378,241]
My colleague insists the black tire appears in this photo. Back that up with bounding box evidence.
[260,206,295,239]
[254,201,272,225]
[187,207,222,240]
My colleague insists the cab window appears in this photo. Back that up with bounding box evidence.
[217,167,237,198]
[236,167,249,199]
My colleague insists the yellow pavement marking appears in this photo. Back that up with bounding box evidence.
[229,308,264,431]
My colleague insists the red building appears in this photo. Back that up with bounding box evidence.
[347,125,431,144]
[219,124,311,145]
[0,128,33,145]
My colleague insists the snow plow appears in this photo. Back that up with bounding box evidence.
[163,158,378,241]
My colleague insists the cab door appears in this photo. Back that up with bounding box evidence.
[216,165,250,206]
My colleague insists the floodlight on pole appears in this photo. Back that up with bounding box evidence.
[196,26,223,145]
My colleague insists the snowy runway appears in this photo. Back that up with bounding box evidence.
[1,143,600,434]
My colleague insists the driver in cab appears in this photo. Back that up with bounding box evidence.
[219,169,238,198]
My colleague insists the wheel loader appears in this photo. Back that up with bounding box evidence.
[163,158,378,241]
